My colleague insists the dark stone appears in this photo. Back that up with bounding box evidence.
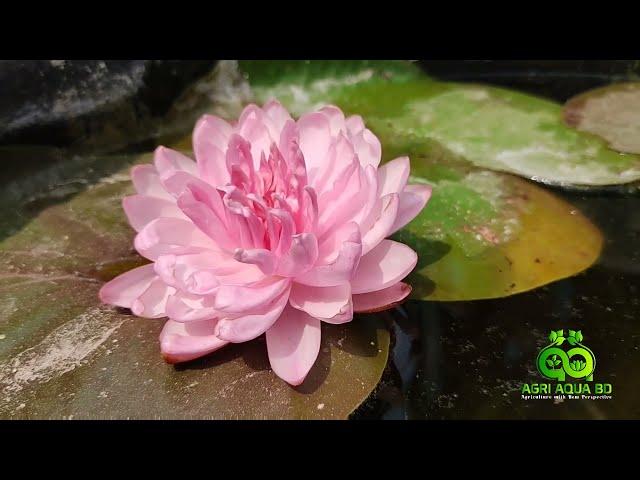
[417,60,640,102]
[0,60,217,150]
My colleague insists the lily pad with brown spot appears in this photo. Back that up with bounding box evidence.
[564,82,640,155]
[0,148,389,419]
[386,140,604,301]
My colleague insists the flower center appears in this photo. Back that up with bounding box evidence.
[222,136,317,251]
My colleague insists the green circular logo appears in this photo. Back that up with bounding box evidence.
[536,330,596,382]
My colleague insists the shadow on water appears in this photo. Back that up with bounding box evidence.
[391,229,452,299]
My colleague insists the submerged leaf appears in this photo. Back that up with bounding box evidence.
[564,82,640,155]
[0,149,389,419]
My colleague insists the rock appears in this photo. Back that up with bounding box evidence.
[0,60,216,151]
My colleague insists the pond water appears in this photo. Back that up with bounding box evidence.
[355,198,640,418]
[1,61,638,419]
[353,62,640,419]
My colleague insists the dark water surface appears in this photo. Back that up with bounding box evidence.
[354,192,640,419]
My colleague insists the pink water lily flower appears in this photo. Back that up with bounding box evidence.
[99,100,431,386]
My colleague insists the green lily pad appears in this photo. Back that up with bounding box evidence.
[0,148,389,419]
[564,82,640,155]
[233,61,604,301]
[388,140,603,301]
[240,60,640,187]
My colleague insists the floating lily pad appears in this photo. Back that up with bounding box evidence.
[0,148,389,419]
[386,140,603,301]
[239,60,424,118]
[240,60,640,187]
[564,82,640,155]
[234,61,604,301]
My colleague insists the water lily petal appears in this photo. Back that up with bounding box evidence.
[276,233,319,277]
[289,282,351,320]
[352,128,381,169]
[131,164,173,200]
[177,188,236,251]
[389,184,432,235]
[237,104,277,164]
[361,193,399,255]
[352,282,412,313]
[160,318,228,364]
[193,114,232,185]
[298,112,332,181]
[264,99,293,134]
[134,217,218,260]
[165,292,218,323]
[215,284,291,342]
[266,306,321,386]
[377,156,410,196]
[295,225,362,287]
[99,264,156,309]
[155,251,260,294]
[351,240,417,294]
[345,114,365,136]
[154,146,198,178]
[311,133,356,196]
[320,296,353,324]
[214,277,291,313]
[317,161,373,239]
[131,277,175,318]
[160,170,208,199]
[122,195,186,232]
[319,105,346,135]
